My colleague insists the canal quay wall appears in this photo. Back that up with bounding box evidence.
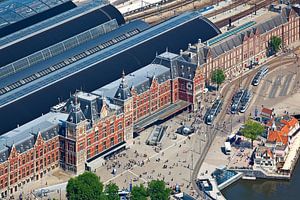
[231,168,290,180]
[218,172,243,190]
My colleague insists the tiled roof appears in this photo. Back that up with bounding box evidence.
[256,146,274,158]
[281,115,299,128]
[262,107,273,115]
[93,59,172,98]
[0,112,68,163]
[268,130,289,145]
[188,12,289,60]
[152,51,197,80]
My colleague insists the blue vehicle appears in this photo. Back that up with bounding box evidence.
[240,90,252,113]
[205,98,223,125]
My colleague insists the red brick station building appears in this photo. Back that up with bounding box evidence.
[0,4,299,197]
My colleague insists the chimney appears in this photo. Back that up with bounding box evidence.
[198,39,202,44]
[272,120,276,131]
[229,18,232,27]
[180,49,183,55]
[188,43,192,50]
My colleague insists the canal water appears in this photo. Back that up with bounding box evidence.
[222,160,300,200]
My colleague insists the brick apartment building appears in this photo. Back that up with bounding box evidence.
[182,4,300,82]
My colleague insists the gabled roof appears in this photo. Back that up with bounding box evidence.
[0,112,68,163]
[15,135,35,154]
[93,62,171,98]
[261,107,273,116]
[256,146,274,158]
[255,14,288,34]
[268,130,289,145]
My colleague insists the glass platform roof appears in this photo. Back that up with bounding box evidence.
[0,0,70,29]
[206,21,256,46]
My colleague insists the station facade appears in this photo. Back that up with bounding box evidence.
[0,51,205,197]
[182,4,300,82]
[0,2,299,198]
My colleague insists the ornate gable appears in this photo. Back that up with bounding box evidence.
[100,98,108,118]
[8,145,18,159]
[150,76,158,89]
[35,132,44,145]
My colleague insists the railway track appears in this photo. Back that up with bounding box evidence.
[124,0,214,21]
[214,0,274,28]
[125,0,276,26]
[125,0,249,23]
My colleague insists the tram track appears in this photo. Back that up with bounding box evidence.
[190,50,298,198]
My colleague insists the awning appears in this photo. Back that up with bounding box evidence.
[134,100,191,132]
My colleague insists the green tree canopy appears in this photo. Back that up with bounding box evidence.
[131,184,148,200]
[66,172,103,200]
[103,182,119,200]
[241,120,265,148]
[211,69,226,88]
[269,36,282,54]
[147,180,171,200]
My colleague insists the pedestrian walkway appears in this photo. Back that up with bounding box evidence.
[282,130,300,172]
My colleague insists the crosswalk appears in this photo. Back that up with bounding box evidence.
[259,73,296,99]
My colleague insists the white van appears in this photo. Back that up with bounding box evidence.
[224,142,231,155]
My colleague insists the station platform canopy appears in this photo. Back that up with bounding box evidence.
[0,0,77,37]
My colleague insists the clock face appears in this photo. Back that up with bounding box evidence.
[186,82,193,91]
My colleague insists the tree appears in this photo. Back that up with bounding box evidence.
[131,184,148,200]
[268,36,282,55]
[103,182,119,200]
[241,120,265,148]
[211,69,226,90]
[66,172,103,200]
[147,180,171,200]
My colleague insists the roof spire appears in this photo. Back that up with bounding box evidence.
[166,47,168,52]
[74,92,78,105]
[114,70,131,100]
[121,70,126,85]
[122,69,125,78]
